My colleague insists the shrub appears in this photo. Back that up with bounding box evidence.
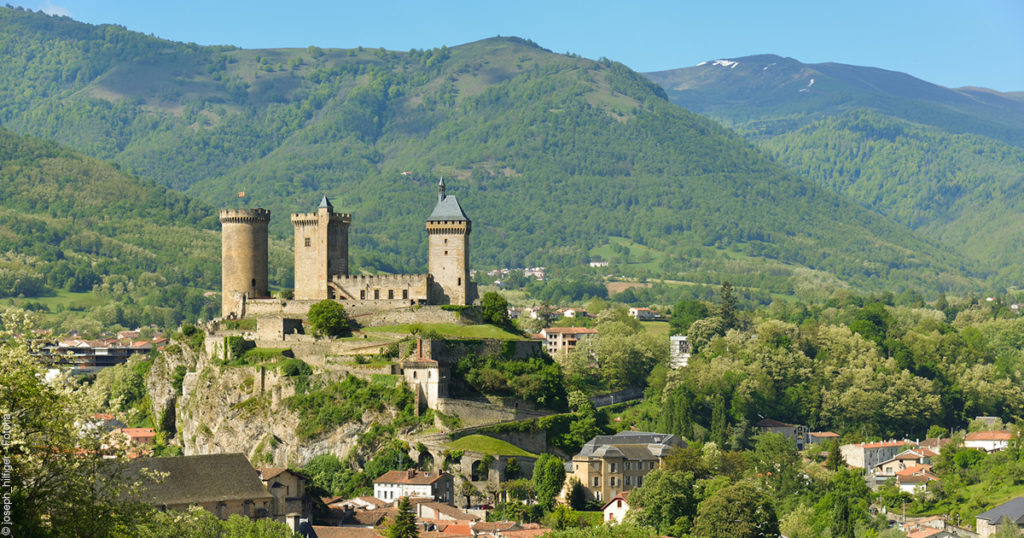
[307,300,351,337]
[280,359,312,377]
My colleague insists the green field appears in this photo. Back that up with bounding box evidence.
[361,323,525,340]
[640,320,671,337]
[445,434,538,458]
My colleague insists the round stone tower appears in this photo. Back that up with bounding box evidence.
[220,208,271,318]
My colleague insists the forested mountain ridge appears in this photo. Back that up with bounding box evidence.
[0,7,981,297]
[646,56,1024,288]
[0,127,225,329]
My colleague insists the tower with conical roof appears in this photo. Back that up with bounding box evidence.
[291,195,351,300]
[426,178,474,305]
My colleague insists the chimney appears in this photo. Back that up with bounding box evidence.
[407,469,415,479]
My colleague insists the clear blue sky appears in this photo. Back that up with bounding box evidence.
[16,0,1024,92]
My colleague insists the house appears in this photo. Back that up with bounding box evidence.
[975,497,1024,537]
[554,307,587,319]
[628,307,658,321]
[965,430,1014,452]
[916,437,953,453]
[807,431,840,445]
[257,467,311,521]
[125,453,274,520]
[539,327,598,356]
[895,465,940,493]
[840,441,907,470]
[414,501,479,522]
[669,335,690,368]
[873,448,938,476]
[564,431,685,503]
[754,419,808,450]
[603,491,631,523]
[373,469,453,504]
[118,427,156,446]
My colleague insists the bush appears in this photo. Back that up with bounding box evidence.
[280,359,312,377]
[307,300,351,337]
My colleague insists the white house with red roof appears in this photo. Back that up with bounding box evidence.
[965,430,1014,452]
[840,440,909,469]
[628,307,658,321]
[603,491,631,523]
[372,469,453,504]
[873,448,939,476]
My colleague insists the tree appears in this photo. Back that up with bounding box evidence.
[718,281,738,330]
[691,481,780,538]
[384,496,419,538]
[670,298,709,336]
[533,453,566,508]
[504,457,522,480]
[565,477,587,510]
[825,439,843,471]
[546,504,582,530]
[711,392,728,448]
[751,433,801,497]
[481,291,511,327]
[626,469,697,535]
[306,299,351,337]
[458,478,481,508]
[1,310,151,535]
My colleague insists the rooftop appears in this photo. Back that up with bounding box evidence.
[125,453,271,506]
[577,431,685,459]
[976,497,1024,524]
[374,469,449,485]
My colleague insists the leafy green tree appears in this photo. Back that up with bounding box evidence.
[306,300,351,337]
[384,496,419,538]
[710,392,728,448]
[504,457,522,480]
[532,453,566,508]
[670,299,709,336]
[751,433,801,497]
[626,469,697,535]
[691,481,780,538]
[545,504,582,530]
[481,291,511,327]
[825,440,843,471]
[565,477,587,510]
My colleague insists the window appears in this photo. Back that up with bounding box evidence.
[444,238,448,244]
[625,476,631,486]
[609,477,616,486]
[374,289,380,300]
[444,250,448,256]
[637,476,643,486]
[457,278,462,285]
[649,462,655,470]
[403,290,408,299]
[625,462,631,470]
[413,371,417,379]
[427,370,431,379]
[388,289,394,299]
[593,477,599,487]
[304,237,311,247]
[617,500,622,508]
[360,290,365,300]
[609,463,616,473]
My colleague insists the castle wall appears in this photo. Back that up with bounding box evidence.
[220,209,270,318]
[330,274,429,305]
[427,221,471,305]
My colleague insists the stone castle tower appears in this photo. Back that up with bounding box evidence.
[426,178,474,305]
[291,196,351,301]
[219,208,271,318]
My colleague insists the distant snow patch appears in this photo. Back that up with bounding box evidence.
[697,61,708,66]
[763,63,777,71]
[712,59,739,69]
[799,78,815,93]
[807,78,815,87]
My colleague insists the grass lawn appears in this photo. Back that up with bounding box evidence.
[445,435,538,458]
[640,320,671,337]
[362,323,525,340]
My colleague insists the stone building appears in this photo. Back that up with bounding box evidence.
[219,179,478,317]
[564,431,685,503]
[220,208,271,318]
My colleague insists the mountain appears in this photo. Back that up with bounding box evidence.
[646,56,1024,287]
[0,127,233,329]
[645,54,1024,146]
[0,7,980,298]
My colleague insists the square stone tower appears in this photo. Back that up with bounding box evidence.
[291,196,351,301]
[426,179,475,305]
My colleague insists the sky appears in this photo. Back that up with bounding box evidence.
[16,0,1024,92]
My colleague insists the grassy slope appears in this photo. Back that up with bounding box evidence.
[446,434,538,458]
[361,323,525,340]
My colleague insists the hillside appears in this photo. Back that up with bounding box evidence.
[646,56,1024,289]
[0,127,223,330]
[0,7,982,297]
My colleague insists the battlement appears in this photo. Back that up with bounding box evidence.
[426,221,470,234]
[219,208,271,223]
[290,211,351,226]
[333,274,427,282]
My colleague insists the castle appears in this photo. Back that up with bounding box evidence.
[220,178,477,318]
